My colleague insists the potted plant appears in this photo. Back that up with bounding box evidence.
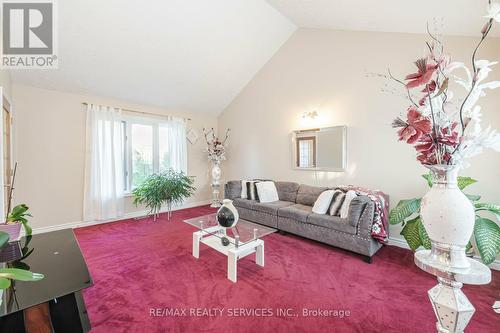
[0,204,33,241]
[0,231,44,290]
[132,169,196,221]
[390,174,500,265]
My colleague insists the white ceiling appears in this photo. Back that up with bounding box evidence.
[266,0,500,37]
[10,0,296,114]
[10,1,498,114]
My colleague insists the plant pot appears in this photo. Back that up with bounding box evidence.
[420,164,475,269]
[216,199,239,228]
[0,223,22,242]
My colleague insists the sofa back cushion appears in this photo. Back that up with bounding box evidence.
[275,181,300,202]
[225,181,242,200]
[296,184,328,206]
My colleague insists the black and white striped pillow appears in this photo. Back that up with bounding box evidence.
[329,190,346,216]
[246,181,260,201]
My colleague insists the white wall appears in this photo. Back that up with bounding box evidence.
[218,28,500,240]
[11,84,216,230]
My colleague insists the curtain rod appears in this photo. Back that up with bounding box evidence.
[81,102,191,121]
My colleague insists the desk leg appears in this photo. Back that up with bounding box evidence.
[256,242,264,267]
[428,277,475,333]
[193,232,201,259]
[228,251,237,283]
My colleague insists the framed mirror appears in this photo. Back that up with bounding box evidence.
[292,126,347,171]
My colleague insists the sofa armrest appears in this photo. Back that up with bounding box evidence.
[225,180,242,200]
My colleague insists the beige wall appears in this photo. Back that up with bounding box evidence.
[0,70,11,220]
[12,84,216,230]
[218,29,500,240]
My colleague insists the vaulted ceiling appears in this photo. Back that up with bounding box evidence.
[9,0,497,114]
[267,0,500,37]
[10,0,296,114]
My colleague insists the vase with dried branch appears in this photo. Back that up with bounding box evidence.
[203,128,230,207]
[375,1,500,269]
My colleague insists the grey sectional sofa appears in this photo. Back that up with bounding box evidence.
[224,181,385,262]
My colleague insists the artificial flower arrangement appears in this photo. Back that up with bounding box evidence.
[386,1,500,167]
[202,128,230,163]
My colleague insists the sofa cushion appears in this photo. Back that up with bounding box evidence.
[312,190,335,214]
[275,181,300,202]
[233,198,258,210]
[307,213,356,234]
[253,200,295,215]
[348,196,370,227]
[278,204,312,222]
[296,185,328,206]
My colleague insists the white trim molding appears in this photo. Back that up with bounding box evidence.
[388,236,500,271]
[30,200,211,235]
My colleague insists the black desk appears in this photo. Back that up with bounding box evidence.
[0,229,93,332]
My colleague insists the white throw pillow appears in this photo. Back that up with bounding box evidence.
[312,190,335,214]
[255,181,279,203]
[340,190,357,218]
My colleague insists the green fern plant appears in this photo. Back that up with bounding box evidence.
[389,175,500,265]
[132,169,196,221]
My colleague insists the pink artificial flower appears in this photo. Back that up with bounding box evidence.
[398,107,433,144]
[415,123,459,165]
[405,58,437,89]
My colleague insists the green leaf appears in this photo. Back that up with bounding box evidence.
[418,220,431,250]
[0,268,44,281]
[400,216,422,251]
[0,232,9,248]
[475,203,500,220]
[457,176,477,190]
[389,199,421,225]
[465,194,481,202]
[422,173,433,187]
[474,217,500,265]
[0,277,11,289]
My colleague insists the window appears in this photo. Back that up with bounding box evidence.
[123,117,184,192]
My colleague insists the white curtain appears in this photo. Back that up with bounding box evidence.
[164,117,187,174]
[83,104,125,221]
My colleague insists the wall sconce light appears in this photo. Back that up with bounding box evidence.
[302,110,319,120]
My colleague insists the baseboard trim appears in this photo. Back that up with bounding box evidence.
[30,200,212,235]
[388,236,500,271]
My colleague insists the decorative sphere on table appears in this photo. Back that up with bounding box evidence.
[216,199,239,228]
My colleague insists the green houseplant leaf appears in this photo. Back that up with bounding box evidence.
[457,176,477,190]
[475,203,500,220]
[474,217,500,265]
[400,216,422,251]
[389,199,421,225]
[0,277,11,289]
[418,220,431,250]
[0,231,9,248]
[465,194,481,202]
[422,173,433,187]
[0,268,44,281]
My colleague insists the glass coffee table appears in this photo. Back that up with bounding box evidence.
[183,214,276,282]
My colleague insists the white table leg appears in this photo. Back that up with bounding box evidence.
[256,242,264,267]
[428,277,475,333]
[228,250,238,283]
[193,232,201,259]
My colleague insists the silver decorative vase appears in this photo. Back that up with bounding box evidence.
[420,164,475,269]
[210,161,222,208]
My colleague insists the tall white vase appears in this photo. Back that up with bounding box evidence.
[210,161,222,208]
[420,164,475,269]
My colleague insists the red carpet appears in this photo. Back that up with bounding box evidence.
[74,205,499,333]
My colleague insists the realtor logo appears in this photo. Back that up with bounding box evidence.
[1,0,58,68]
